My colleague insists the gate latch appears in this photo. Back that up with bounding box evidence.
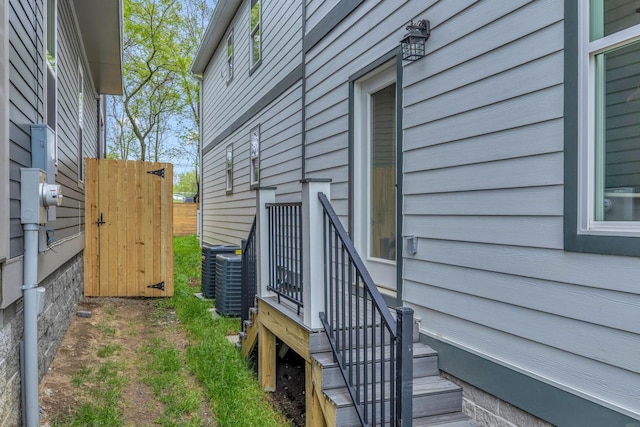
[147,281,165,291]
[147,168,165,178]
[96,213,105,226]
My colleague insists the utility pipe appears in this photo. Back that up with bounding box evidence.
[22,222,40,427]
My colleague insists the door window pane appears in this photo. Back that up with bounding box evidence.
[370,84,396,260]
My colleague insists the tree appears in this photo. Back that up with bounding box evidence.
[107,0,215,196]
[174,170,198,195]
[173,0,215,202]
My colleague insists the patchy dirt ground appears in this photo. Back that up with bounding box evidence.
[39,296,306,426]
[38,297,214,426]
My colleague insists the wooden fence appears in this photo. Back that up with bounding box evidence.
[173,203,198,236]
[84,159,174,297]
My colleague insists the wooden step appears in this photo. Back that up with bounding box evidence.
[312,342,439,390]
[324,375,462,426]
[414,412,483,427]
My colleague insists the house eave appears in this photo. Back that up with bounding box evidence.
[72,0,123,95]
[191,0,242,75]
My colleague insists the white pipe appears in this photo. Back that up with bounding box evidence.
[22,222,40,427]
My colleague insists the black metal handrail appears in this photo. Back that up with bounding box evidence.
[318,192,413,426]
[241,217,257,325]
[266,202,303,313]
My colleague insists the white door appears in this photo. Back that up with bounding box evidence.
[354,64,397,293]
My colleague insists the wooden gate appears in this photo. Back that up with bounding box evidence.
[84,159,174,297]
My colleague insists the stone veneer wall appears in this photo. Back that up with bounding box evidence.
[0,253,83,426]
[442,373,554,427]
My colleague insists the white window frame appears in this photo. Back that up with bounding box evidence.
[227,30,234,83]
[225,145,233,194]
[46,0,58,171]
[249,0,261,71]
[77,58,84,184]
[250,125,260,187]
[577,3,640,237]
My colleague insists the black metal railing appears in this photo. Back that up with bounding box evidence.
[241,217,257,325]
[266,202,303,312]
[318,192,413,426]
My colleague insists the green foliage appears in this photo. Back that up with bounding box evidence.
[174,169,198,195]
[172,236,288,427]
[108,0,214,166]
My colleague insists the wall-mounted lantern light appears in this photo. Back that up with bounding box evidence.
[400,19,430,61]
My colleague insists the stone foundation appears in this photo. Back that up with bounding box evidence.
[0,252,83,426]
[442,372,554,427]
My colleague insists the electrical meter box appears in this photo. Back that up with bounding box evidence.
[20,169,48,225]
[31,124,57,220]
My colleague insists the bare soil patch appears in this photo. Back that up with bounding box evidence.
[38,297,214,426]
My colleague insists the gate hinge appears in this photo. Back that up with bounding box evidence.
[147,281,165,291]
[147,168,165,178]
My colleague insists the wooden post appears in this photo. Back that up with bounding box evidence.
[301,179,331,330]
[258,322,276,391]
[256,187,276,299]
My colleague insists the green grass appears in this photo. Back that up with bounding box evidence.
[96,323,116,337]
[171,235,288,427]
[53,361,127,427]
[139,336,203,425]
[96,344,121,358]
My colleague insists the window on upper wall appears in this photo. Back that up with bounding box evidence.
[250,125,260,187]
[567,1,640,256]
[46,0,58,166]
[250,0,261,71]
[227,30,234,82]
[78,59,84,183]
[225,145,233,194]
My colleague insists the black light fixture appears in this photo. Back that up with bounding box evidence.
[400,19,430,61]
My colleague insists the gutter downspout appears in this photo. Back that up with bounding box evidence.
[22,222,40,427]
[191,72,203,245]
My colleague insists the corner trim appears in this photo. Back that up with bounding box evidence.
[304,0,363,53]
[202,64,303,156]
[421,334,640,427]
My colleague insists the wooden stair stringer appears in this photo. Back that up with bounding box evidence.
[240,307,259,357]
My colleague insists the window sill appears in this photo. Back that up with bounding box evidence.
[564,232,640,257]
[249,59,262,77]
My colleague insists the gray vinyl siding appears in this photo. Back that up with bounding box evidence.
[302,0,640,420]
[8,0,96,257]
[200,0,302,153]
[8,0,45,257]
[305,0,339,32]
[54,0,96,241]
[201,82,303,246]
[398,0,640,420]
[200,0,304,246]
[303,0,413,226]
